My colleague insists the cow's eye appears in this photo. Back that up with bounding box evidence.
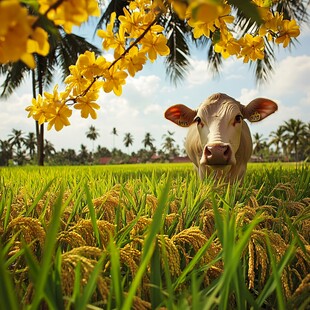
[194,116,201,125]
[235,115,243,123]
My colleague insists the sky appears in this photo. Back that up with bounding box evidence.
[1,17,310,154]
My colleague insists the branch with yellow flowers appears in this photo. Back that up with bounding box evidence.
[0,0,303,132]
[26,0,170,131]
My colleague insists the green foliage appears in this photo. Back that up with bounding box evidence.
[0,163,309,309]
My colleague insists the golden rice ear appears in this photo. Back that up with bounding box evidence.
[242,98,278,122]
[164,104,197,127]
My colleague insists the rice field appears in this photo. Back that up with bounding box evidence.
[0,162,309,309]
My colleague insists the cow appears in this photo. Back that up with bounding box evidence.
[164,93,278,182]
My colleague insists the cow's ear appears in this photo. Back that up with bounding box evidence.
[164,104,197,127]
[243,98,278,122]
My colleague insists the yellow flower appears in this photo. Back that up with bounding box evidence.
[113,25,126,58]
[187,4,232,39]
[189,1,224,24]
[188,19,213,39]
[65,65,89,91]
[259,11,283,40]
[27,27,50,56]
[214,4,234,29]
[239,34,264,63]
[47,103,72,131]
[170,0,188,20]
[97,12,117,51]
[252,0,273,7]
[123,46,147,77]
[25,94,49,125]
[76,52,109,80]
[214,34,240,59]
[38,0,100,33]
[275,19,300,48]
[74,89,100,119]
[102,66,128,96]
[141,33,170,62]
[119,9,144,38]
[0,1,32,65]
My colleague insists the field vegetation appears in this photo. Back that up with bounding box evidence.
[0,163,309,309]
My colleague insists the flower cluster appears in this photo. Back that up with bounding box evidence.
[173,0,300,62]
[26,0,170,131]
[38,0,100,33]
[0,0,99,68]
[0,0,49,68]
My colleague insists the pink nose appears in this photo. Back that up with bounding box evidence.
[204,144,232,165]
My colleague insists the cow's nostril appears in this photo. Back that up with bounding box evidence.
[224,146,229,156]
[206,147,212,157]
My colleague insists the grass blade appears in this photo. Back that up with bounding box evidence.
[121,175,171,310]
[0,244,19,310]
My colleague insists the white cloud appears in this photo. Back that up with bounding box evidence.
[186,58,213,86]
[144,104,162,115]
[126,75,161,97]
[263,55,310,98]
[238,88,260,104]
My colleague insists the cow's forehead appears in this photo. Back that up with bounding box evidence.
[198,93,242,118]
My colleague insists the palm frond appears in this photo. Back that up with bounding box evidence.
[164,14,191,85]
[95,0,125,32]
[274,0,309,21]
[207,41,223,76]
[0,62,30,98]
[250,38,275,85]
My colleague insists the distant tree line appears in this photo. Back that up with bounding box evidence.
[0,119,309,166]
[0,127,182,166]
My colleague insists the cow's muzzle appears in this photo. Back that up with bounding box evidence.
[200,143,234,166]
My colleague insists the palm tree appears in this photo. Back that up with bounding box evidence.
[252,133,266,156]
[8,129,25,153]
[0,7,101,166]
[162,131,176,157]
[44,139,56,162]
[0,140,13,166]
[79,144,90,164]
[111,127,118,149]
[301,122,310,160]
[86,125,100,152]
[142,132,155,150]
[96,1,309,84]
[123,132,134,154]
[269,126,286,157]
[281,119,307,161]
[24,132,37,160]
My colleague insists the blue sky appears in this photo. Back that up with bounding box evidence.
[1,18,309,154]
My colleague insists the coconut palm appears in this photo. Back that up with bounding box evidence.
[162,131,178,157]
[96,0,309,84]
[252,133,266,156]
[8,129,25,153]
[24,132,37,160]
[0,7,101,166]
[86,125,100,152]
[123,132,134,154]
[269,126,286,156]
[44,139,56,162]
[281,119,307,161]
[0,140,13,166]
[142,132,155,150]
[79,144,90,164]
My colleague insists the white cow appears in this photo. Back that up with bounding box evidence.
[165,93,278,182]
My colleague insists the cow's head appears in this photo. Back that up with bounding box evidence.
[165,93,277,169]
